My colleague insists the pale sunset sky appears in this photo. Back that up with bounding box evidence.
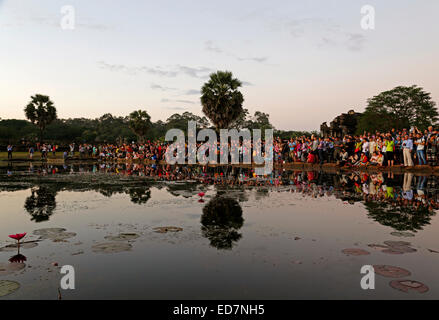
[0,0,438,130]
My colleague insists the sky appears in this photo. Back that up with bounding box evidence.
[0,0,438,131]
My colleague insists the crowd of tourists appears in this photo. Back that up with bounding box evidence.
[4,126,439,168]
[275,126,438,167]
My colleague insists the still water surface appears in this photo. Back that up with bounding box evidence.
[0,163,438,299]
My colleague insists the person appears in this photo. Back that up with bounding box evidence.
[402,135,414,167]
[415,133,426,165]
[317,138,326,165]
[376,151,384,166]
[7,145,13,160]
[29,146,34,160]
[338,148,349,166]
[69,143,75,157]
[385,137,395,167]
[369,152,379,165]
[362,138,370,159]
[41,144,48,159]
[427,130,438,166]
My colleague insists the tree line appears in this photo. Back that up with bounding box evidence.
[0,71,437,146]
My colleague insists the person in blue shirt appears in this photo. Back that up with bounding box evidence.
[402,135,414,167]
[7,145,13,160]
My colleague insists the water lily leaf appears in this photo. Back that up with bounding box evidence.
[0,241,38,252]
[341,248,370,256]
[104,233,139,241]
[390,232,415,238]
[373,265,411,278]
[383,241,417,253]
[384,241,411,247]
[367,244,388,251]
[0,262,26,276]
[153,227,183,234]
[0,280,20,297]
[91,242,132,254]
[390,280,429,293]
[33,228,76,242]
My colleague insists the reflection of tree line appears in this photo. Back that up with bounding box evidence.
[1,163,439,236]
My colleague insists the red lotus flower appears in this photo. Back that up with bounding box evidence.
[9,233,26,241]
[198,192,205,198]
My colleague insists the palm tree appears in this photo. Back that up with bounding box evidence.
[201,71,244,130]
[24,94,57,143]
[128,110,152,143]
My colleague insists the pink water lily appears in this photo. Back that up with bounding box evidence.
[9,233,26,241]
[9,233,27,248]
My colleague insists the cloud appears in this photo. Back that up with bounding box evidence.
[205,40,223,53]
[151,83,176,91]
[98,61,213,79]
[242,81,253,86]
[185,89,200,95]
[317,32,367,52]
[250,13,368,52]
[161,98,196,104]
[176,65,213,78]
[164,106,187,111]
[2,9,110,31]
[345,33,366,51]
[236,56,268,63]
[204,40,268,64]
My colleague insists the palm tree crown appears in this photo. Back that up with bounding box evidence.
[201,71,244,130]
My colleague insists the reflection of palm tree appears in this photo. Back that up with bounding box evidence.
[24,187,57,222]
[201,196,244,250]
[128,187,151,204]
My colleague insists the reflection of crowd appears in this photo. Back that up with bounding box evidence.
[6,163,437,214]
[2,163,438,233]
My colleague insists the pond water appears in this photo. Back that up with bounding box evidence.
[0,163,438,299]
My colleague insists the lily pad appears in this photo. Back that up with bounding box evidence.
[104,233,140,241]
[0,262,26,276]
[153,226,183,234]
[0,280,20,297]
[373,265,411,278]
[368,241,417,255]
[91,242,132,254]
[384,241,411,247]
[389,280,429,293]
[382,249,405,255]
[33,228,76,242]
[0,241,39,252]
[390,232,415,238]
[341,248,370,256]
[367,244,388,251]
[383,241,417,254]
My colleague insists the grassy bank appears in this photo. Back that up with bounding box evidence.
[0,152,78,161]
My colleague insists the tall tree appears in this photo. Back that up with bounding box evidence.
[128,110,152,143]
[24,94,57,142]
[201,71,244,130]
[357,85,438,133]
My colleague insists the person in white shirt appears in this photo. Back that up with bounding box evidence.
[362,139,370,159]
